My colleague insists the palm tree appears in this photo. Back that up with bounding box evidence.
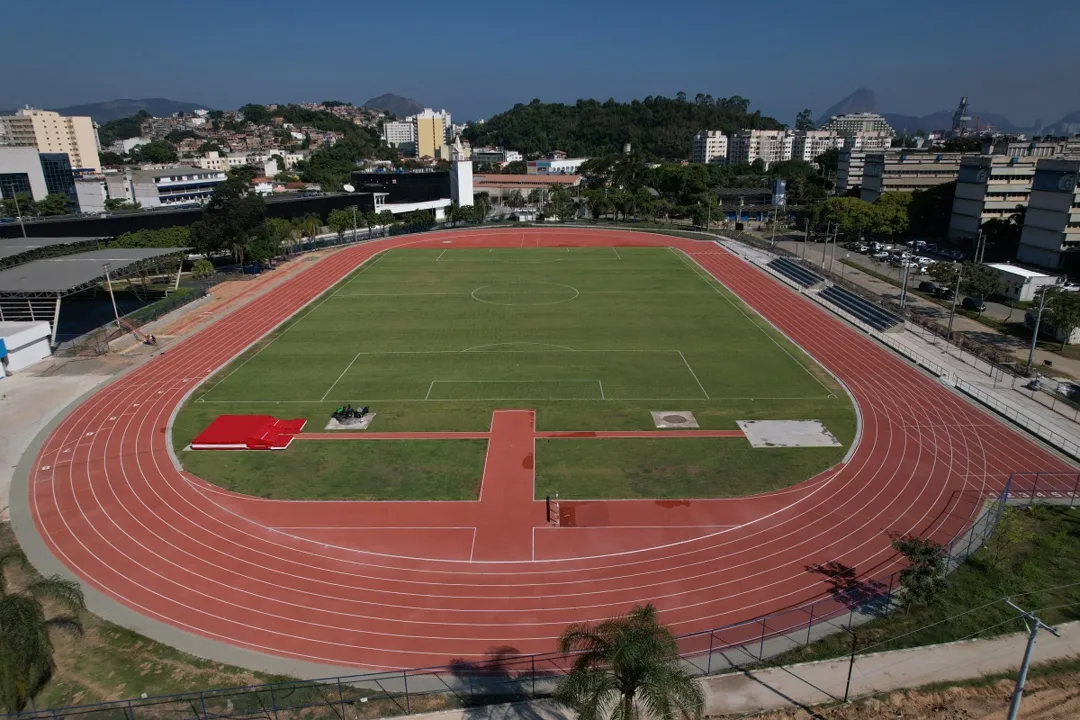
[0,548,86,712]
[554,604,704,720]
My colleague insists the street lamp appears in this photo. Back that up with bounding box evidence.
[1028,278,1066,369]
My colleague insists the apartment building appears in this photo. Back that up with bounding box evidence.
[1016,159,1080,270]
[691,130,729,164]
[983,138,1080,158]
[860,152,963,202]
[192,150,307,173]
[792,130,843,163]
[106,166,227,208]
[948,156,1039,242]
[728,130,794,166]
[841,130,894,152]
[0,147,79,209]
[0,108,102,172]
[381,120,416,154]
[415,109,450,160]
[820,112,895,135]
[527,157,588,175]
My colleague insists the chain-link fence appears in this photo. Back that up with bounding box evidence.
[7,475,1037,720]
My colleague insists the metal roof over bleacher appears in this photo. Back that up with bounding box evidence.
[0,236,109,264]
[0,247,185,296]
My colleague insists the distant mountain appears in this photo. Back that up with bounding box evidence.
[816,88,876,127]
[44,98,209,122]
[1044,111,1080,136]
[884,109,1028,135]
[363,94,425,119]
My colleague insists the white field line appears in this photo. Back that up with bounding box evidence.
[613,247,622,260]
[679,351,710,400]
[320,351,365,401]
[195,395,829,404]
[669,247,835,397]
[598,379,606,400]
[436,249,447,261]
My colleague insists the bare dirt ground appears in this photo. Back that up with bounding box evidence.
[733,673,1080,720]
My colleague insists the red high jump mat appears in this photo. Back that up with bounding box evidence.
[191,415,307,451]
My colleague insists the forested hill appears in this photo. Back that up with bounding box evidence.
[463,95,785,159]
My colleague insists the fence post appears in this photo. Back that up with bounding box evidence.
[199,692,209,720]
[338,678,348,719]
[758,618,767,660]
[127,700,136,720]
[1031,473,1039,506]
[269,685,279,720]
[403,671,411,714]
[706,631,714,674]
[806,603,816,645]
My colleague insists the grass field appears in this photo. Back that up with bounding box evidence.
[174,246,856,500]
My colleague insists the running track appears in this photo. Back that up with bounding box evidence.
[26,228,1076,671]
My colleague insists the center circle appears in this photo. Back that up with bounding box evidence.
[471,282,580,306]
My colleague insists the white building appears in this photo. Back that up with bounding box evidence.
[792,130,844,163]
[983,263,1060,302]
[192,151,306,173]
[691,130,729,164]
[1016,159,1080,269]
[860,152,963,202]
[107,166,227,208]
[949,155,1039,242]
[836,148,902,192]
[728,130,794,167]
[0,147,49,201]
[472,147,523,166]
[75,177,108,213]
[381,120,416,153]
[527,157,589,174]
[0,322,52,372]
[841,130,894,152]
[108,137,151,155]
[820,112,895,135]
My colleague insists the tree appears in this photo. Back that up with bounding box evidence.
[0,548,86,712]
[928,261,961,289]
[795,109,815,131]
[870,192,912,236]
[980,205,1026,263]
[548,185,574,222]
[1044,290,1080,349]
[554,604,705,720]
[0,193,36,219]
[506,190,526,210]
[984,507,1034,569]
[327,208,353,240]
[35,193,72,216]
[112,227,190,248]
[188,178,266,259]
[239,103,273,125]
[908,182,955,237]
[820,196,875,236]
[191,258,215,279]
[104,198,141,212]
[474,192,492,222]
[131,140,178,164]
[960,262,1001,312]
[891,536,947,611]
[99,151,126,166]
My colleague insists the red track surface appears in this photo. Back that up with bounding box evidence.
[29,228,1075,671]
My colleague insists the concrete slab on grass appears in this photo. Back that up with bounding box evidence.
[324,413,376,431]
[651,411,699,429]
[737,419,840,448]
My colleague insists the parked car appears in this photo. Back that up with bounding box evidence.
[937,286,956,300]
[918,281,938,294]
[873,251,890,259]
[962,296,987,311]
[1062,281,1080,292]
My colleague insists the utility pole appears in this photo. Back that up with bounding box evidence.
[821,226,829,268]
[103,263,122,351]
[802,218,809,259]
[351,205,358,243]
[770,205,778,248]
[11,192,28,238]
[947,265,964,340]
[829,225,839,273]
[899,262,910,309]
[1004,599,1061,720]
[975,229,986,263]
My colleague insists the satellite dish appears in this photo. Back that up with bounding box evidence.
[343,184,355,193]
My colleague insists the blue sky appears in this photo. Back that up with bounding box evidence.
[1,0,1076,126]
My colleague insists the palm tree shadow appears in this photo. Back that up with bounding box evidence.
[805,561,891,616]
[448,645,563,715]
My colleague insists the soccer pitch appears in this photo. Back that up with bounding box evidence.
[174,246,856,500]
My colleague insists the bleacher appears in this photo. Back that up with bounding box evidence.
[820,285,904,333]
[767,258,825,289]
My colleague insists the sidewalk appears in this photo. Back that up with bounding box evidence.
[723,238,1080,460]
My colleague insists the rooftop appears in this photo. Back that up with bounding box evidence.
[474,174,580,186]
[0,247,184,295]
[985,263,1054,279]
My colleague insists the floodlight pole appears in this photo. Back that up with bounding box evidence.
[103,263,122,350]
[12,192,28,238]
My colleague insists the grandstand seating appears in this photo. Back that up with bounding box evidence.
[820,285,904,333]
[767,258,825,289]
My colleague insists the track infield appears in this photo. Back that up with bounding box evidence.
[174,246,854,501]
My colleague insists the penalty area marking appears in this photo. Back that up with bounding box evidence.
[424,379,604,401]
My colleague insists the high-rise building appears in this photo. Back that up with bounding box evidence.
[860,152,964,202]
[949,155,1039,242]
[840,130,893,152]
[792,131,844,163]
[0,108,102,172]
[820,112,895,135]
[691,130,728,164]
[414,109,451,160]
[381,120,417,154]
[1016,159,1080,270]
[728,130,793,166]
